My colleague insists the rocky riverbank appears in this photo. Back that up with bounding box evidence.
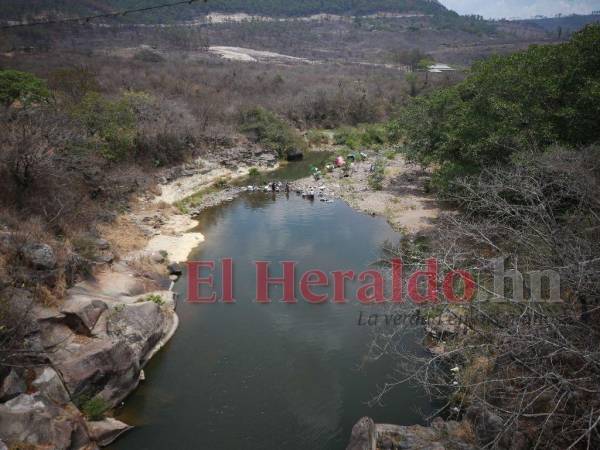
[0,145,278,448]
[346,416,478,450]
[170,149,441,235]
[0,259,179,449]
[0,145,442,449]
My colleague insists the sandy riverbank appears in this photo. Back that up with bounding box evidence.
[153,152,440,237]
[291,155,440,234]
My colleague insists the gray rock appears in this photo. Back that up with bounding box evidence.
[38,321,74,349]
[23,243,56,270]
[95,253,115,265]
[380,436,394,449]
[0,439,7,450]
[32,367,71,406]
[86,418,132,446]
[150,252,165,263]
[45,300,170,406]
[107,302,167,364]
[48,338,139,406]
[95,239,110,250]
[0,393,91,449]
[61,296,108,335]
[0,369,26,402]
[346,417,376,450]
[167,263,183,276]
[466,405,504,446]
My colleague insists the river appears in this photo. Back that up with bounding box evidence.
[112,192,432,449]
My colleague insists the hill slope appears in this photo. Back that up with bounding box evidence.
[2,0,450,23]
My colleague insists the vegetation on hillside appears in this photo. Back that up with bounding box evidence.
[0,0,449,22]
[393,24,600,189]
[0,69,50,106]
[378,25,600,449]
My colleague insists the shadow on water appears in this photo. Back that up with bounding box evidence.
[111,191,434,450]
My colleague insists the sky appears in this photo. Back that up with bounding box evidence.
[440,0,600,19]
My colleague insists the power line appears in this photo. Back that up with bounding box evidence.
[1,0,207,30]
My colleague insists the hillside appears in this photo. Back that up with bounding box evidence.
[2,0,450,23]
[517,13,600,35]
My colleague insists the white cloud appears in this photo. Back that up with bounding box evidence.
[440,0,600,19]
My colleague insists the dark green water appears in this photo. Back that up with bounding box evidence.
[112,193,432,450]
[234,150,334,186]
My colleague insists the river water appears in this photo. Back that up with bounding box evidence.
[112,192,432,449]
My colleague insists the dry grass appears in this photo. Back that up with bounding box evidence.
[126,255,167,278]
[97,216,147,256]
[449,420,476,444]
[35,284,60,307]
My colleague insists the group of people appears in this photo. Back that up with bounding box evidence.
[269,181,291,193]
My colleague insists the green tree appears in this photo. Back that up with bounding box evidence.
[0,70,50,106]
[395,24,600,188]
[239,107,307,159]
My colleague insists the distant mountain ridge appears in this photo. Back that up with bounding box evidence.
[1,0,451,23]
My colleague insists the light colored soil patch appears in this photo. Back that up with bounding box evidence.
[145,215,205,263]
[208,46,312,63]
[145,232,205,263]
[154,160,279,205]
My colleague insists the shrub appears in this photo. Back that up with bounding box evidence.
[134,48,165,63]
[144,294,165,306]
[214,177,229,188]
[305,129,329,146]
[335,125,387,150]
[239,107,306,159]
[71,92,138,161]
[361,124,387,147]
[48,67,100,102]
[0,70,50,106]
[135,130,190,167]
[334,127,361,149]
[368,159,385,191]
[81,396,109,421]
[384,149,397,160]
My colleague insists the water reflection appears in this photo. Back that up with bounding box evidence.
[112,193,432,450]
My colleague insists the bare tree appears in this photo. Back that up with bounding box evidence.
[368,148,600,449]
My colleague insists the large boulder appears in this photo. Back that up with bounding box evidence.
[44,300,170,406]
[106,301,167,364]
[22,243,57,270]
[32,367,71,406]
[466,405,504,447]
[286,149,304,162]
[346,417,376,450]
[60,296,108,335]
[47,337,139,406]
[347,418,477,450]
[86,418,132,446]
[0,370,26,402]
[0,393,91,449]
